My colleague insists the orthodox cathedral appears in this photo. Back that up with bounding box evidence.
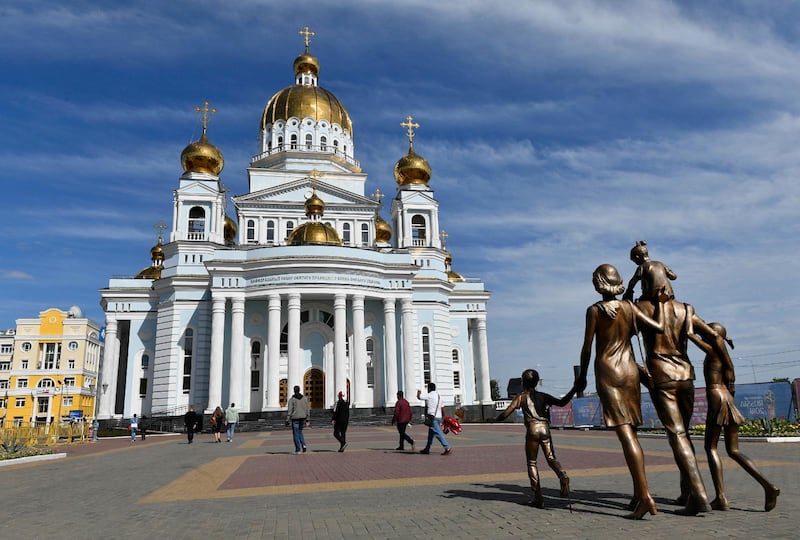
[98,29,492,418]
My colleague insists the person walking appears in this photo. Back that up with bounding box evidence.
[331,390,350,452]
[391,390,415,451]
[184,405,199,444]
[91,418,99,442]
[225,403,239,442]
[210,406,225,443]
[417,382,451,456]
[287,385,310,454]
[129,414,139,442]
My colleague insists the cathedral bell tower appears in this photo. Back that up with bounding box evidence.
[172,101,231,245]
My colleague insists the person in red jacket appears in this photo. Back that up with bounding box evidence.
[391,390,415,451]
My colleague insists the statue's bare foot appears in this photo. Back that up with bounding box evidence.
[765,486,780,512]
[710,497,729,511]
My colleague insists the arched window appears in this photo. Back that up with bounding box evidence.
[188,207,206,240]
[366,338,375,388]
[141,353,149,369]
[421,327,431,385]
[277,136,284,149]
[333,140,339,153]
[246,219,256,242]
[182,329,194,394]
[411,215,427,246]
[305,133,313,150]
[266,220,275,243]
[320,136,327,151]
[286,220,294,240]
[251,341,262,391]
[361,223,369,246]
[290,134,298,150]
[37,378,56,388]
[342,223,351,245]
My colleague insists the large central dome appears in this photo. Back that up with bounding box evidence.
[260,85,352,134]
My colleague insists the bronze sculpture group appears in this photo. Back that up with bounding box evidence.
[506,241,779,518]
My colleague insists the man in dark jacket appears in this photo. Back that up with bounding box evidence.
[391,390,415,451]
[184,405,199,444]
[331,390,350,452]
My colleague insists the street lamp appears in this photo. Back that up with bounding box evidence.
[56,381,63,426]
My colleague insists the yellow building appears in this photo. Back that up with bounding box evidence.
[0,307,101,427]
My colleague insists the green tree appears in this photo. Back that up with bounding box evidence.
[490,379,501,400]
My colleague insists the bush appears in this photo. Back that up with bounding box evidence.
[691,418,800,437]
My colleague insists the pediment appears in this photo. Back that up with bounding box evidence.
[176,181,222,196]
[234,178,377,208]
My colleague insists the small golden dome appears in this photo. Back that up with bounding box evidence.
[375,214,392,243]
[287,222,342,246]
[150,243,165,264]
[224,215,237,245]
[394,147,431,186]
[294,51,320,77]
[305,193,325,216]
[136,237,164,280]
[444,250,464,283]
[181,132,224,175]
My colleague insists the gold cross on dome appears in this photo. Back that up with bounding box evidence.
[154,221,168,242]
[440,229,448,248]
[370,188,385,208]
[194,100,217,134]
[299,25,315,51]
[309,168,323,191]
[400,115,420,148]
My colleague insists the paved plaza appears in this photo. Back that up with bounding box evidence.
[1,424,798,539]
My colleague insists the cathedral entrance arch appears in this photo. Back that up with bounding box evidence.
[304,368,324,409]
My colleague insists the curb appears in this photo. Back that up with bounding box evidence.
[0,452,67,467]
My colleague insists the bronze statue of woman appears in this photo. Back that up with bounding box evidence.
[575,264,666,519]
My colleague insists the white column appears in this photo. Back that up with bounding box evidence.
[334,293,347,402]
[206,295,226,412]
[401,297,416,398]
[352,295,367,407]
[229,296,245,408]
[98,318,118,418]
[475,318,492,403]
[383,298,398,406]
[287,293,302,392]
[266,293,281,409]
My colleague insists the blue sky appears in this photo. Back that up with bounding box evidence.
[2,0,798,394]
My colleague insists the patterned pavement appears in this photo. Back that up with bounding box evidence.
[1,424,798,539]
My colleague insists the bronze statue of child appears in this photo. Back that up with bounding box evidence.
[623,240,677,302]
[496,369,576,508]
[689,322,780,512]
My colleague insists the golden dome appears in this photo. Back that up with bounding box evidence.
[287,222,342,246]
[305,193,325,215]
[294,51,320,77]
[136,237,164,280]
[181,132,224,175]
[375,214,392,243]
[224,215,237,245]
[261,85,353,134]
[150,243,165,264]
[444,250,464,283]
[394,147,431,186]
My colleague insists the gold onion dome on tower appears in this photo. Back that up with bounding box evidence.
[224,215,237,245]
[181,101,224,175]
[445,250,465,283]
[394,115,431,186]
[136,224,167,280]
[260,29,353,134]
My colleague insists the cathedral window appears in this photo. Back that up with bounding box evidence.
[366,338,375,388]
[182,328,193,394]
[320,136,327,151]
[421,327,431,385]
[333,140,339,153]
[305,133,313,150]
[141,354,149,369]
[251,341,262,391]
[361,224,369,246]
[188,207,206,240]
[139,378,147,398]
[342,223,351,245]
[411,215,427,247]
[290,134,298,150]
[246,219,256,242]
[277,136,283,150]
[286,221,294,240]
[266,220,275,243]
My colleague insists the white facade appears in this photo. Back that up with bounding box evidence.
[98,44,492,418]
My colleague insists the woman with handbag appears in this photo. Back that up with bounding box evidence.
[417,383,451,455]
